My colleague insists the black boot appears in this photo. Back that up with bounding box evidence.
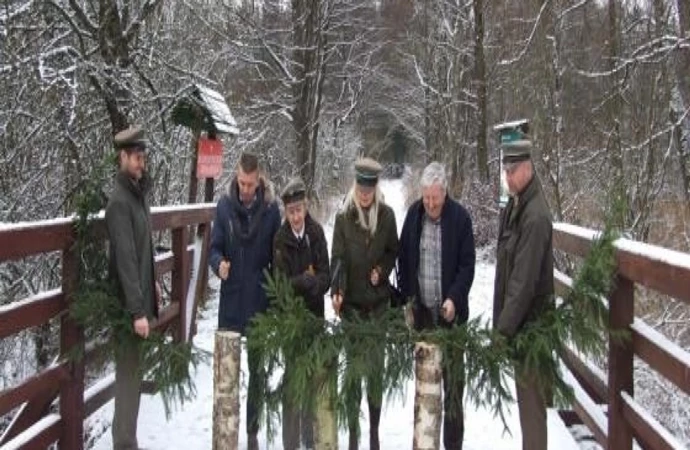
[248,433,259,450]
[369,404,381,450]
[348,427,358,450]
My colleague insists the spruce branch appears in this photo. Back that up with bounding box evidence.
[249,222,620,439]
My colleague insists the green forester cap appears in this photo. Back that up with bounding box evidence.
[281,177,307,205]
[354,157,382,187]
[113,126,148,151]
[493,119,532,163]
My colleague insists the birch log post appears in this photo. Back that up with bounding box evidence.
[413,341,443,450]
[213,330,241,450]
[313,364,338,450]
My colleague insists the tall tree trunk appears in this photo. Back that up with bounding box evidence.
[97,0,133,133]
[675,0,690,205]
[292,0,326,196]
[607,0,627,229]
[473,0,489,182]
[675,0,690,108]
[546,0,564,222]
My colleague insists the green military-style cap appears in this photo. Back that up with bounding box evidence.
[354,157,382,187]
[113,126,148,151]
[493,119,531,163]
[281,177,307,205]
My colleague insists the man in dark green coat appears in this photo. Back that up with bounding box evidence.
[492,120,554,450]
[273,177,330,450]
[331,157,399,450]
[105,126,159,450]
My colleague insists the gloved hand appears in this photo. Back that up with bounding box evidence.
[293,273,316,295]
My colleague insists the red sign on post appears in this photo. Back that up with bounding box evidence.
[196,137,223,179]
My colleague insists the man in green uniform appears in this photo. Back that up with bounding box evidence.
[331,157,399,450]
[106,126,159,450]
[492,119,554,450]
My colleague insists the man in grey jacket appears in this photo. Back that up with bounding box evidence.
[106,126,159,450]
[493,120,554,450]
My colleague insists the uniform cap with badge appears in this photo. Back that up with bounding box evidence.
[493,119,532,164]
[354,157,383,191]
[113,126,148,152]
[281,177,307,205]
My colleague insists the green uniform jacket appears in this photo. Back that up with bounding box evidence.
[331,202,399,310]
[106,172,157,320]
[493,175,554,338]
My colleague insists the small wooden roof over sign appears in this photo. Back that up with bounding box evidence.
[172,84,239,135]
[492,118,528,132]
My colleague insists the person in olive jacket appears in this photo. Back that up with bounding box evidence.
[273,177,330,450]
[331,157,399,450]
[208,152,281,450]
[492,120,554,450]
[105,126,160,450]
[397,161,475,450]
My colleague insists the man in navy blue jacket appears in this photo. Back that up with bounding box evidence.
[398,161,475,450]
[209,152,281,450]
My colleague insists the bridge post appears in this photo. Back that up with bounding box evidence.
[172,226,190,342]
[607,275,634,450]
[59,247,85,450]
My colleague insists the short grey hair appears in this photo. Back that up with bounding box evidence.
[420,162,448,190]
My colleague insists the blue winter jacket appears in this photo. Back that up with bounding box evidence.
[397,196,476,327]
[209,177,281,334]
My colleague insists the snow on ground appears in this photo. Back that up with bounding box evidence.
[91,179,582,449]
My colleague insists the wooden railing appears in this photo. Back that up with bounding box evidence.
[554,223,690,450]
[0,204,215,450]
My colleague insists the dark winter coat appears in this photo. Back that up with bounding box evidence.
[493,175,554,338]
[273,214,330,318]
[397,196,475,328]
[330,202,399,312]
[106,171,158,320]
[209,177,281,334]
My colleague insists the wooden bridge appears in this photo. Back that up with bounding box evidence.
[554,223,690,449]
[1,206,689,449]
[0,204,215,449]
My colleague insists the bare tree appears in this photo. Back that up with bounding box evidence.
[473,0,489,182]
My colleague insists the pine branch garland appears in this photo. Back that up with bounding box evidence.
[248,226,620,438]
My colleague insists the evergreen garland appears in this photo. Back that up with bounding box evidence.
[69,157,205,419]
[247,227,620,436]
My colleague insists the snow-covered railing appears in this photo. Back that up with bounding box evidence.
[0,204,215,450]
[553,222,690,450]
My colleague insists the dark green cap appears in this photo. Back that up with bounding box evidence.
[493,119,531,163]
[113,126,148,151]
[281,177,306,205]
[354,157,382,187]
